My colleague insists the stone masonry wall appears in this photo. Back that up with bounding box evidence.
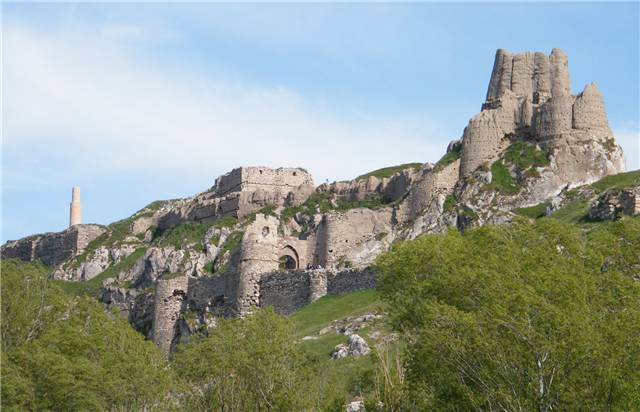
[321,208,394,269]
[259,268,375,315]
[235,214,280,315]
[208,167,315,218]
[1,224,106,267]
[151,275,189,354]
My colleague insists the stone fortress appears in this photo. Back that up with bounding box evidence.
[2,48,635,353]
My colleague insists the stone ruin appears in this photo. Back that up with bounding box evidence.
[2,48,632,353]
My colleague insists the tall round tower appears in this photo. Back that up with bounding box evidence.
[69,186,82,227]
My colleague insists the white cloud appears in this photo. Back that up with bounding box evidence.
[614,129,640,171]
[2,23,448,188]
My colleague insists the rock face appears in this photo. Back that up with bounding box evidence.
[1,224,106,267]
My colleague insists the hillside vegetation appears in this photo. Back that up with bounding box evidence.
[2,169,639,411]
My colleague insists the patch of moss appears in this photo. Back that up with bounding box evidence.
[219,232,243,259]
[244,205,278,223]
[355,163,422,181]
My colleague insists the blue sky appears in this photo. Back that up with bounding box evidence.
[2,2,639,242]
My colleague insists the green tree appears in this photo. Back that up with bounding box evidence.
[173,308,315,411]
[1,259,174,411]
[376,218,640,411]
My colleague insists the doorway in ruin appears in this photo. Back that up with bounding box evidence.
[278,245,299,270]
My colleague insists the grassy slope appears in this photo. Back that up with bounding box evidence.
[289,290,385,401]
[355,163,422,181]
[515,170,640,224]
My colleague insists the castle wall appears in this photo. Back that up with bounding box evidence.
[398,159,460,223]
[485,48,567,104]
[209,167,315,219]
[572,83,610,131]
[321,208,393,269]
[151,274,189,354]
[259,268,376,315]
[461,48,620,179]
[1,224,106,267]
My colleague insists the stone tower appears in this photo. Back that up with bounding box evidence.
[235,214,280,315]
[69,186,82,227]
[459,48,624,181]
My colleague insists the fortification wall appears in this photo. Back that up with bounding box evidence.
[572,83,610,132]
[321,207,393,269]
[1,224,106,267]
[259,268,375,315]
[209,167,315,218]
[485,48,568,104]
[398,160,460,223]
[214,167,313,196]
[317,167,417,203]
[151,274,189,354]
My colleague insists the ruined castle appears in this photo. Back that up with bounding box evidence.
[2,49,630,353]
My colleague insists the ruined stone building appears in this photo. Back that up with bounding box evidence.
[2,48,632,352]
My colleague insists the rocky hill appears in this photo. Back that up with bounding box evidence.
[2,48,637,354]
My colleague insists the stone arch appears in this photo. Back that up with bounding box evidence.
[278,245,299,270]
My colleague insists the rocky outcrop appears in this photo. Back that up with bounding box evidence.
[331,334,371,359]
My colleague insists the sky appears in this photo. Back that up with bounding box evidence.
[2,2,639,242]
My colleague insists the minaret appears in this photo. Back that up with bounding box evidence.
[69,186,82,227]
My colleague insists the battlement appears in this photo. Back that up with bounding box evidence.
[213,166,314,196]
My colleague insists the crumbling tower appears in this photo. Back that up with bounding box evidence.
[235,214,279,315]
[459,48,624,182]
[69,186,82,227]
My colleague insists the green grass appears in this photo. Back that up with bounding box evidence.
[443,194,457,212]
[355,163,422,181]
[487,161,520,194]
[244,205,278,223]
[545,170,640,225]
[55,247,147,297]
[291,289,391,403]
[503,141,550,170]
[211,215,238,228]
[514,202,550,219]
[290,289,382,338]
[591,170,640,193]
[155,221,213,249]
[433,145,462,172]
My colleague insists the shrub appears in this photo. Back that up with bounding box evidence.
[376,219,640,410]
